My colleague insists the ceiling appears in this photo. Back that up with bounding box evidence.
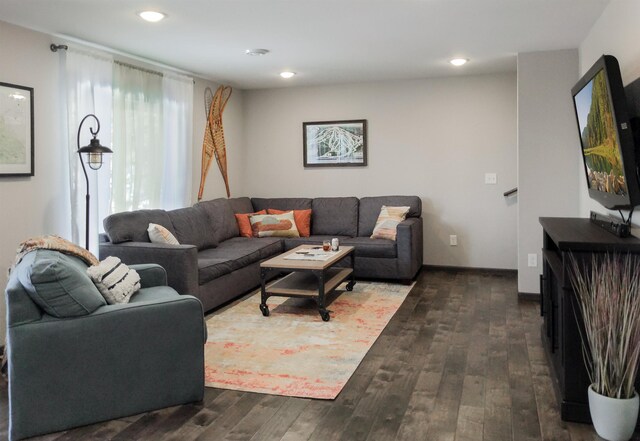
[0,0,609,89]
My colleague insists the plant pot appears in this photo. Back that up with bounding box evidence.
[588,385,639,441]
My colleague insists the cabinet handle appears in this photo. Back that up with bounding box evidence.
[539,275,546,316]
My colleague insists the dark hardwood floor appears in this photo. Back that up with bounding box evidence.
[0,268,633,440]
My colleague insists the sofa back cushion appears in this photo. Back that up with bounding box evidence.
[358,196,422,237]
[228,197,255,214]
[311,197,359,237]
[196,198,239,243]
[103,209,175,244]
[5,267,42,326]
[167,206,218,250]
[17,250,106,318]
[251,197,312,212]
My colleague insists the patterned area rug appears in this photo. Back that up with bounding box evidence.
[204,280,414,399]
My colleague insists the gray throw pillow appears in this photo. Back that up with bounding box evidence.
[17,250,106,318]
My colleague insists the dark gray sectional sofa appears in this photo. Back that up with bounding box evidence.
[100,196,423,312]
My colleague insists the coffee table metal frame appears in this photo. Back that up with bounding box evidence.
[259,245,356,321]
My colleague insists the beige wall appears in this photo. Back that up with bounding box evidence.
[578,1,640,225]
[242,74,518,269]
[0,21,70,344]
[516,49,580,294]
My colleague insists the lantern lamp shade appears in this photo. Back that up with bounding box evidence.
[78,138,113,170]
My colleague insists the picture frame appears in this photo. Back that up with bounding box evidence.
[303,119,367,167]
[0,82,34,177]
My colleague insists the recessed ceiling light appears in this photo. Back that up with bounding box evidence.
[280,71,296,79]
[449,58,469,66]
[245,49,270,56]
[138,11,166,22]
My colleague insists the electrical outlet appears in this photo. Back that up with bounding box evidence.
[485,173,497,184]
[450,235,457,246]
[528,253,538,267]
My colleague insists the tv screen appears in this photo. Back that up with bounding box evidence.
[572,55,640,210]
[574,68,627,196]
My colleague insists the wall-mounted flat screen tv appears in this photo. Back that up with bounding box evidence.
[572,55,640,210]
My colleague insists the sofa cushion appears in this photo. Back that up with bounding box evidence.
[17,250,106,318]
[311,197,359,236]
[168,206,218,250]
[358,196,422,237]
[196,198,239,243]
[340,237,398,258]
[197,238,282,284]
[251,197,312,212]
[228,197,255,214]
[130,285,180,303]
[5,268,43,327]
[103,209,175,244]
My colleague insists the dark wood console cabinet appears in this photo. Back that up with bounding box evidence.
[539,217,640,422]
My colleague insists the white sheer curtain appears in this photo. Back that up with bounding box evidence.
[111,63,164,212]
[63,49,113,254]
[111,63,193,212]
[162,73,193,209]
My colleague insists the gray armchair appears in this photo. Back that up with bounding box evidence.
[5,251,205,441]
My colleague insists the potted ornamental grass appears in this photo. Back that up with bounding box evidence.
[569,253,640,441]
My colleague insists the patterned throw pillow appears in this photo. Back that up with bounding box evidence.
[147,223,180,245]
[87,256,141,304]
[370,206,411,240]
[267,209,312,237]
[249,211,300,238]
[235,210,267,238]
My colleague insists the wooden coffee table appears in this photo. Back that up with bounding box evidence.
[259,245,356,321]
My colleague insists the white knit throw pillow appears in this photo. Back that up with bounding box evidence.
[87,256,141,304]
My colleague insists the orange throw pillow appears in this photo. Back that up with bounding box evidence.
[235,210,267,237]
[267,208,312,237]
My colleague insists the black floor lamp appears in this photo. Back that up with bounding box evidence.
[77,114,112,250]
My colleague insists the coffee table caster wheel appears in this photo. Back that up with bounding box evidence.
[260,303,270,317]
[346,281,355,291]
[320,310,330,322]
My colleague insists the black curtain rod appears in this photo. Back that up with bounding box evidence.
[50,44,68,52]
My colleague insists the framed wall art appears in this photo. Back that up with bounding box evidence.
[0,82,34,176]
[303,119,367,167]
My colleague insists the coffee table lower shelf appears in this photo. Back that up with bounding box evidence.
[260,267,355,321]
